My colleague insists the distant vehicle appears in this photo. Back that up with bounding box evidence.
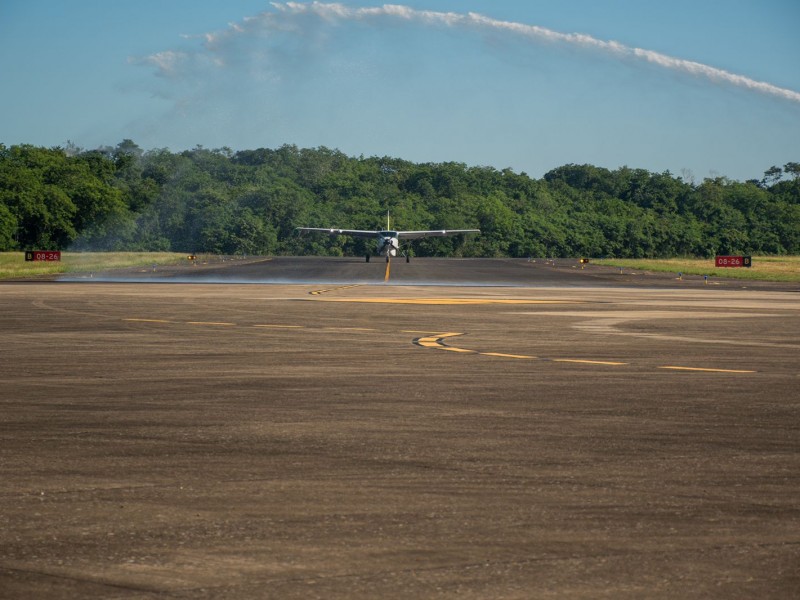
[297,212,480,262]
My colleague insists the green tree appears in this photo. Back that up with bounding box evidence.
[0,145,78,248]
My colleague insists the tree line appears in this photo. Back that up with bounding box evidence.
[1,140,798,258]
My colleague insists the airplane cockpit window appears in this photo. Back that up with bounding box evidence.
[379,231,398,238]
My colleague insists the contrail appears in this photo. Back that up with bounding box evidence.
[139,2,800,105]
[272,2,800,104]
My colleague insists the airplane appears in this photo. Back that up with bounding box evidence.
[297,213,480,262]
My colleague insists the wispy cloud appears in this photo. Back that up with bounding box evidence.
[131,50,189,77]
[134,2,800,105]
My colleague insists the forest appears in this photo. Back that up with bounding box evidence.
[1,140,798,258]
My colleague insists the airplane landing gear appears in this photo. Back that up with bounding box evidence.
[365,255,370,263]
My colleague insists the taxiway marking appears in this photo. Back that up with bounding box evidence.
[659,366,756,373]
[309,285,362,296]
[402,330,452,334]
[482,352,537,359]
[553,359,629,366]
[414,333,464,348]
[317,298,579,305]
[384,261,391,282]
[123,320,757,373]
[442,346,477,353]
[124,318,172,324]
[416,333,601,363]
[413,332,753,372]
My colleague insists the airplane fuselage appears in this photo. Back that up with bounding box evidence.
[378,232,400,257]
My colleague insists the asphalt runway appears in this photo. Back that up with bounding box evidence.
[57,255,800,291]
[2,258,799,598]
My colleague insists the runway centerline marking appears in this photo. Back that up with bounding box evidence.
[384,260,391,282]
[186,321,236,326]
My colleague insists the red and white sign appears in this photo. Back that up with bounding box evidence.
[25,251,61,262]
[715,255,751,268]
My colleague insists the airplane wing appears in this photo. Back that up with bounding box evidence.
[296,228,378,238]
[397,229,480,240]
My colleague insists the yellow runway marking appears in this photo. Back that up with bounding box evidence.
[309,285,361,296]
[481,352,537,359]
[124,320,756,374]
[415,333,464,348]
[384,260,391,282]
[124,318,171,323]
[318,298,577,305]
[417,339,445,348]
[553,359,629,366]
[402,330,452,334]
[659,366,756,373]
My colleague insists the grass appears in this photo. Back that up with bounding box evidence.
[0,252,194,279]
[594,256,800,282]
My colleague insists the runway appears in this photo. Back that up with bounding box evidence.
[56,255,800,291]
[2,258,799,598]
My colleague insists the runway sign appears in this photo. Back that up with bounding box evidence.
[25,251,61,262]
[715,255,751,268]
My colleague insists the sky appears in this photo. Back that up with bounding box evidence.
[1,0,798,182]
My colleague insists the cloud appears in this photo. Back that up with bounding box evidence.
[134,2,800,105]
[131,50,189,77]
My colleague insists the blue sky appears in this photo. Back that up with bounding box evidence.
[1,1,798,181]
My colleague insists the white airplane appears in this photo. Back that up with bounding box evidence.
[297,213,479,262]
